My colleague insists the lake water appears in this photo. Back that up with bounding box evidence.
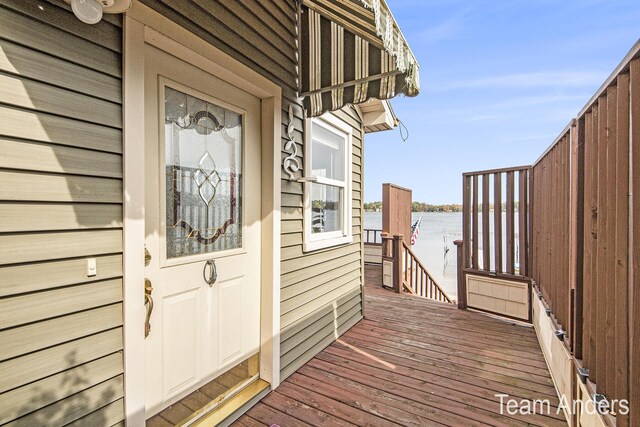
[364,212,462,298]
[364,210,525,299]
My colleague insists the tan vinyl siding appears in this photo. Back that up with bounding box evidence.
[139,0,298,99]
[0,1,124,425]
[279,288,363,380]
[279,105,365,379]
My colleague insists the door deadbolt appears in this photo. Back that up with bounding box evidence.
[203,259,217,286]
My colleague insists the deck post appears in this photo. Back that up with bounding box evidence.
[393,234,404,293]
[380,232,390,257]
[454,240,467,309]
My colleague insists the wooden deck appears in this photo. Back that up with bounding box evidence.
[234,265,566,427]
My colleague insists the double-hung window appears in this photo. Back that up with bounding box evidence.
[303,115,353,251]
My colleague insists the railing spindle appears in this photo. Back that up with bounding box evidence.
[518,169,529,276]
[494,173,503,273]
[472,175,479,269]
[412,256,416,293]
[463,176,472,269]
[506,171,515,274]
[482,174,491,270]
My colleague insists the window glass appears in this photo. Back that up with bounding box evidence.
[311,122,345,181]
[310,183,342,234]
[164,86,242,259]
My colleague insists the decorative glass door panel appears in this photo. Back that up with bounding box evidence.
[145,46,261,417]
[164,86,243,259]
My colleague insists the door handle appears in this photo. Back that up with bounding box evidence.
[144,278,154,338]
[203,259,217,286]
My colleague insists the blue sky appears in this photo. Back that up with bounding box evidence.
[364,0,640,204]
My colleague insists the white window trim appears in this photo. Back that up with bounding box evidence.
[303,113,353,252]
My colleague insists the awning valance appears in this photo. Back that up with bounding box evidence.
[300,0,420,117]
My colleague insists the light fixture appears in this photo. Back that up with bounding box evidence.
[65,0,131,25]
[71,0,102,24]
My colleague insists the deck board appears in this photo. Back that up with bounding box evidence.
[234,265,566,426]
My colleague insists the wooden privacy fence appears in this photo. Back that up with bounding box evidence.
[458,41,640,427]
[531,131,572,346]
[382,183,412,244]
[530,47,639,427]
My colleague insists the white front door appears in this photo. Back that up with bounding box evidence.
[143,44,261,416]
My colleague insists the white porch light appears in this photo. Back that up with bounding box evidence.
[65,0,131,25]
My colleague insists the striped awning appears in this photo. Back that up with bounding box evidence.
[300,0,420,117]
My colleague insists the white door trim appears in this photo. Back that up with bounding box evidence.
[123,3,281,425]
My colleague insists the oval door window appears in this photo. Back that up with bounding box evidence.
[164,86,243,259]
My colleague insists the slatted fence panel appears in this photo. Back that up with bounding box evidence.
[462,166,530,278]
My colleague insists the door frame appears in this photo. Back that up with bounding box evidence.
[123,3,281,425]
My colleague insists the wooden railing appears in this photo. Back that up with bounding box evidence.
[381,233,454,304]
[363,228,383,245]
[401,240,453,303]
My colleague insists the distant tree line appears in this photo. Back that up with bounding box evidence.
[363,201,520,213]
[363,201,462,212]
[363,201,383,212]
[411,202,462,212]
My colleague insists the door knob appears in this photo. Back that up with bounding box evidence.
[203,259,217,286]
[144,278,154,338]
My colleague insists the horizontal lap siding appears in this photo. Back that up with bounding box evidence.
[280,106,364,380]
[139,0,298,99]
[140,0,365,382]
[0,2,124,425]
